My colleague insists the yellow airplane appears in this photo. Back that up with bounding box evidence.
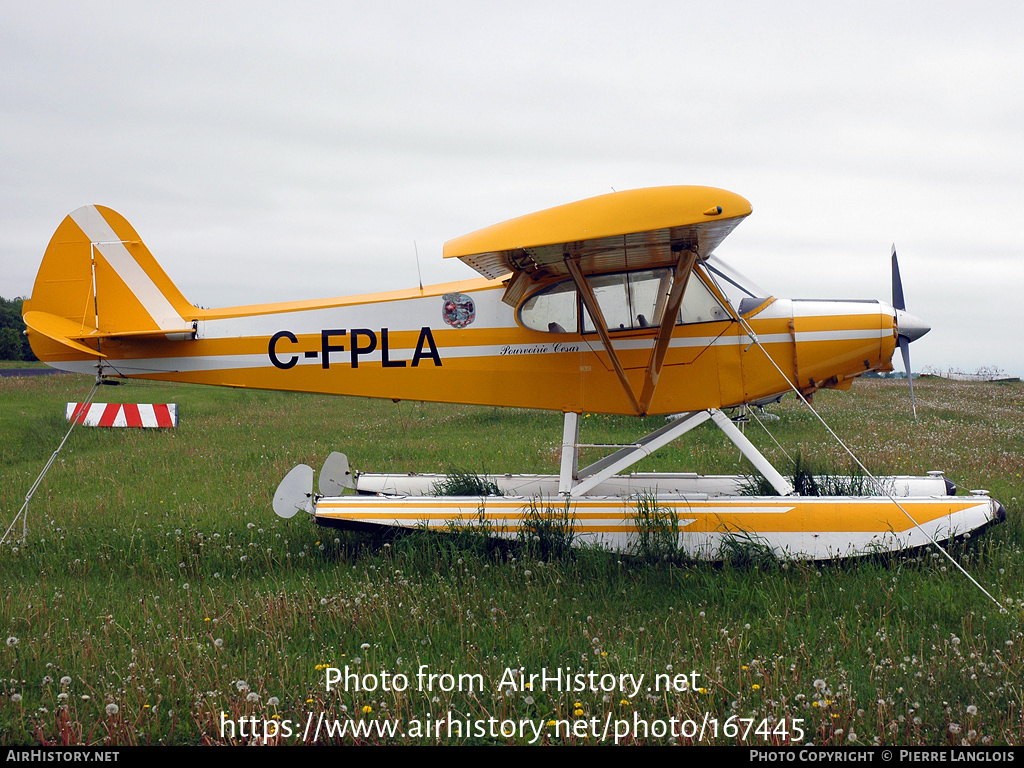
[23,186,1005,559]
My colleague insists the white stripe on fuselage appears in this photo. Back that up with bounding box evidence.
[57,324,888,377]
[69,206,185,331]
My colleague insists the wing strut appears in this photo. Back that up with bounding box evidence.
[566,246,699,417]
[564,255,643,415]
[638,247,698,413]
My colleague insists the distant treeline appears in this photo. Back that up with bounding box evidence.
[0,297,37,361]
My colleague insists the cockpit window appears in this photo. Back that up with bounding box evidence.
[702,255,769,308]
[519,279,578,333]
[519,267,731,334]
[678,273,731,324]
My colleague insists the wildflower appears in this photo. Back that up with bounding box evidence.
[267,696,280,707]
[11,694,22,703]
[752,684,761,690]
[105,703,119,715]
[214,638,224,647]
[966,705,978,716]
[6,637,18,647]
[362,705,373,714]
[813,678,826,691]
[247,692,259,703]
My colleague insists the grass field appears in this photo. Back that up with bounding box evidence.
[1,373,1022,745]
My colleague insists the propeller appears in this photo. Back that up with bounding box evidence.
[890,245,931,420]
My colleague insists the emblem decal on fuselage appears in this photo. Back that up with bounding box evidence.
[442,292,476,328]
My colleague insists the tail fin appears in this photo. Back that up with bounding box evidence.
[24,206,198,366]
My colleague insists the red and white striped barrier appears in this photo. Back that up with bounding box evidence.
[65,403,178,428]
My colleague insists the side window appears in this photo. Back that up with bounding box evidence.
[520,268,730,334]
[584,273,632,331]
[582,269,674,332]
[519,280,578,333]
[679,275,731,324]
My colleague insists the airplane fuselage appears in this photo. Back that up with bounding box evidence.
[34,266,897,415]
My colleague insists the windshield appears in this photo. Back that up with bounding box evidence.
[701,255,770,310]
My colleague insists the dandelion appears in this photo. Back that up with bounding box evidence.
[967,705,978,716]
[6,637,18,647]
[813,679,826,692]
[362,705,373,714]
[361,643,370,649]
[214,638,224,647]
[268,696,280,707]
[247,692,259,703]
[11,694,23,703]
[105,703,119,715]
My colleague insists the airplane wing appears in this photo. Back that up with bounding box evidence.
[444,185,751,305]
[444,186,752,415]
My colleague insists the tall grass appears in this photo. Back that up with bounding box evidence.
[0,374,1022,744]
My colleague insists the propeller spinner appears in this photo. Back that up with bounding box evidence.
[891,245,931,419]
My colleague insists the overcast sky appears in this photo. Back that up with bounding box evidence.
[3,1,1022,376]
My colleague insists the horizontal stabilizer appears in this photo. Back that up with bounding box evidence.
[23,311,106,358]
